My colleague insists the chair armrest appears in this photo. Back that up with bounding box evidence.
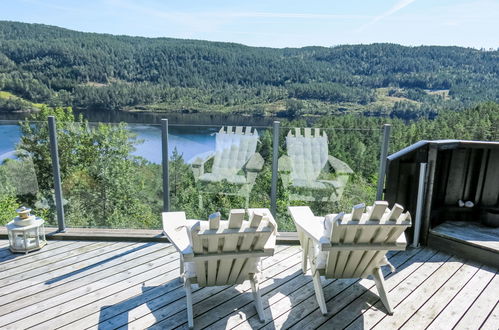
[191,152,214,167]
[245,152,264,172]
[162,212,194,259]
[328,155,353,175]
[288,206,327,247]
[191,153,214,179]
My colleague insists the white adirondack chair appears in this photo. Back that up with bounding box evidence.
[162,208,277,328]
[289,201,411,315]
[279,128,353,202]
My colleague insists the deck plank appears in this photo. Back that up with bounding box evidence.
[344,250,452,330]
[401,260,480,329]
[320,248,438,330]
[431,221,499,251]
[0,240,75,264]
[0,242,163,314]
[480,301,499,330]
[0,240,497,330]
[31,250,180,329]
[454,272,499,330]
[1,246,174,328]
[0,241,97,276]
[0,242,116,285]
[94,245,292,330]
[126,246,299,330]
[285,248,424,330]
[57,263,183,329]
[371,257,465,329]
[426,265,497,330]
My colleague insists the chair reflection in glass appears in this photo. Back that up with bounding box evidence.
[279,128,353,203]
[191,126,264,209]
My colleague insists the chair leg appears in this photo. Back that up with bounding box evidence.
[301,235,309,274]
[250,275,266,322]
[312,271,328,315]
[245,192,250,210]
[373,267,393,315]
[198,194,204,210]
[184,278,194,328]
[180,257,184,278]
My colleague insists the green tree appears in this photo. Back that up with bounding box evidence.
[17,106,161,228]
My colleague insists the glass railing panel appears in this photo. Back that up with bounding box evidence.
[276,125,383,231]
[0,120,56,225]
[168,124,218,218]
[171,124,272,221]
[56,121,163,229]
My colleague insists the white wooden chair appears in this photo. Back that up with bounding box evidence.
[289,201,411,315]
[162,208,277,328]
[279,128,353,202]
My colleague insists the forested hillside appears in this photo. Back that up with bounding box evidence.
[1,21,499,119]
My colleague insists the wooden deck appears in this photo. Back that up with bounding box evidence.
[0,239,497,329]
[429,221,499,269]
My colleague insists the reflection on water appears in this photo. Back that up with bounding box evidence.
[73,109,276,126]
[0,123,218,164]
[128,124,217,164]
[0,110,274,164]
[0,124,22,162]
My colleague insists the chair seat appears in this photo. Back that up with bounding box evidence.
[199,173,247,184]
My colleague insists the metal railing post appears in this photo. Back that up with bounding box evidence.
[270,121,280,217]
[48,116,65,232]
[413,163,427,247]
[376,124,392,200]
[161,119,170,212]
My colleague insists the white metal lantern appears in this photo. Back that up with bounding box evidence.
[7,206,47,254]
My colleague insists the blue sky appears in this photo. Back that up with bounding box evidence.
[1,0,498,49]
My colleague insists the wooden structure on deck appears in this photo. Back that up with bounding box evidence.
[385,140,499,268]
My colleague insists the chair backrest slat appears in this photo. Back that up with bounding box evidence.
[205,214,220,286]
[216,217,243,285]
[286,128,329,182]
[325,202,411,279]
[304,127,312,138]
[324,217,342,276]
[212,126,259,175]
[228,209,245,229]
[190,210,275,286]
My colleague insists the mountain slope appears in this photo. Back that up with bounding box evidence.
[1,21,498,118]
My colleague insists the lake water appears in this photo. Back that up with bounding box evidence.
[0,123,220,164]
[0,110,277,164]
